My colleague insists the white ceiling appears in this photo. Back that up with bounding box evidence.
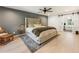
[5,6,79,16]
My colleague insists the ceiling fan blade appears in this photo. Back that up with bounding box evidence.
[47,8,52,10]
[47,11,53,12]
[39,9,43,10]
[38,11,42,13]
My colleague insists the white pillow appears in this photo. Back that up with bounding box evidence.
[34,24,42,27]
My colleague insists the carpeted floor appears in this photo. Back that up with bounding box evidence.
[20,34,58,53]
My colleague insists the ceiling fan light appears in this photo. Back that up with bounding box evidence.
[39,7,52,14]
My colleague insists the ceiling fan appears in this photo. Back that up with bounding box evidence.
[39,7,53,14]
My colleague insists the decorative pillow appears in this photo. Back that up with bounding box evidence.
[33,24,42,27]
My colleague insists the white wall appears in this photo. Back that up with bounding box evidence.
[48,14,79,32]
[48,16,61,31]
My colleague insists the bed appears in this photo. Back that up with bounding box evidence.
[26,26,57,44]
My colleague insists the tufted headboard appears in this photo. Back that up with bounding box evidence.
[27,18,41,27]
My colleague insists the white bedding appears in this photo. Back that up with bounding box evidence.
[26,26,57,44]
[26,27,40,44]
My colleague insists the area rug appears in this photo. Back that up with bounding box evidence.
[20,35,58,53]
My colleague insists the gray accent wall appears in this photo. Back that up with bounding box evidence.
[0,7,48,34]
